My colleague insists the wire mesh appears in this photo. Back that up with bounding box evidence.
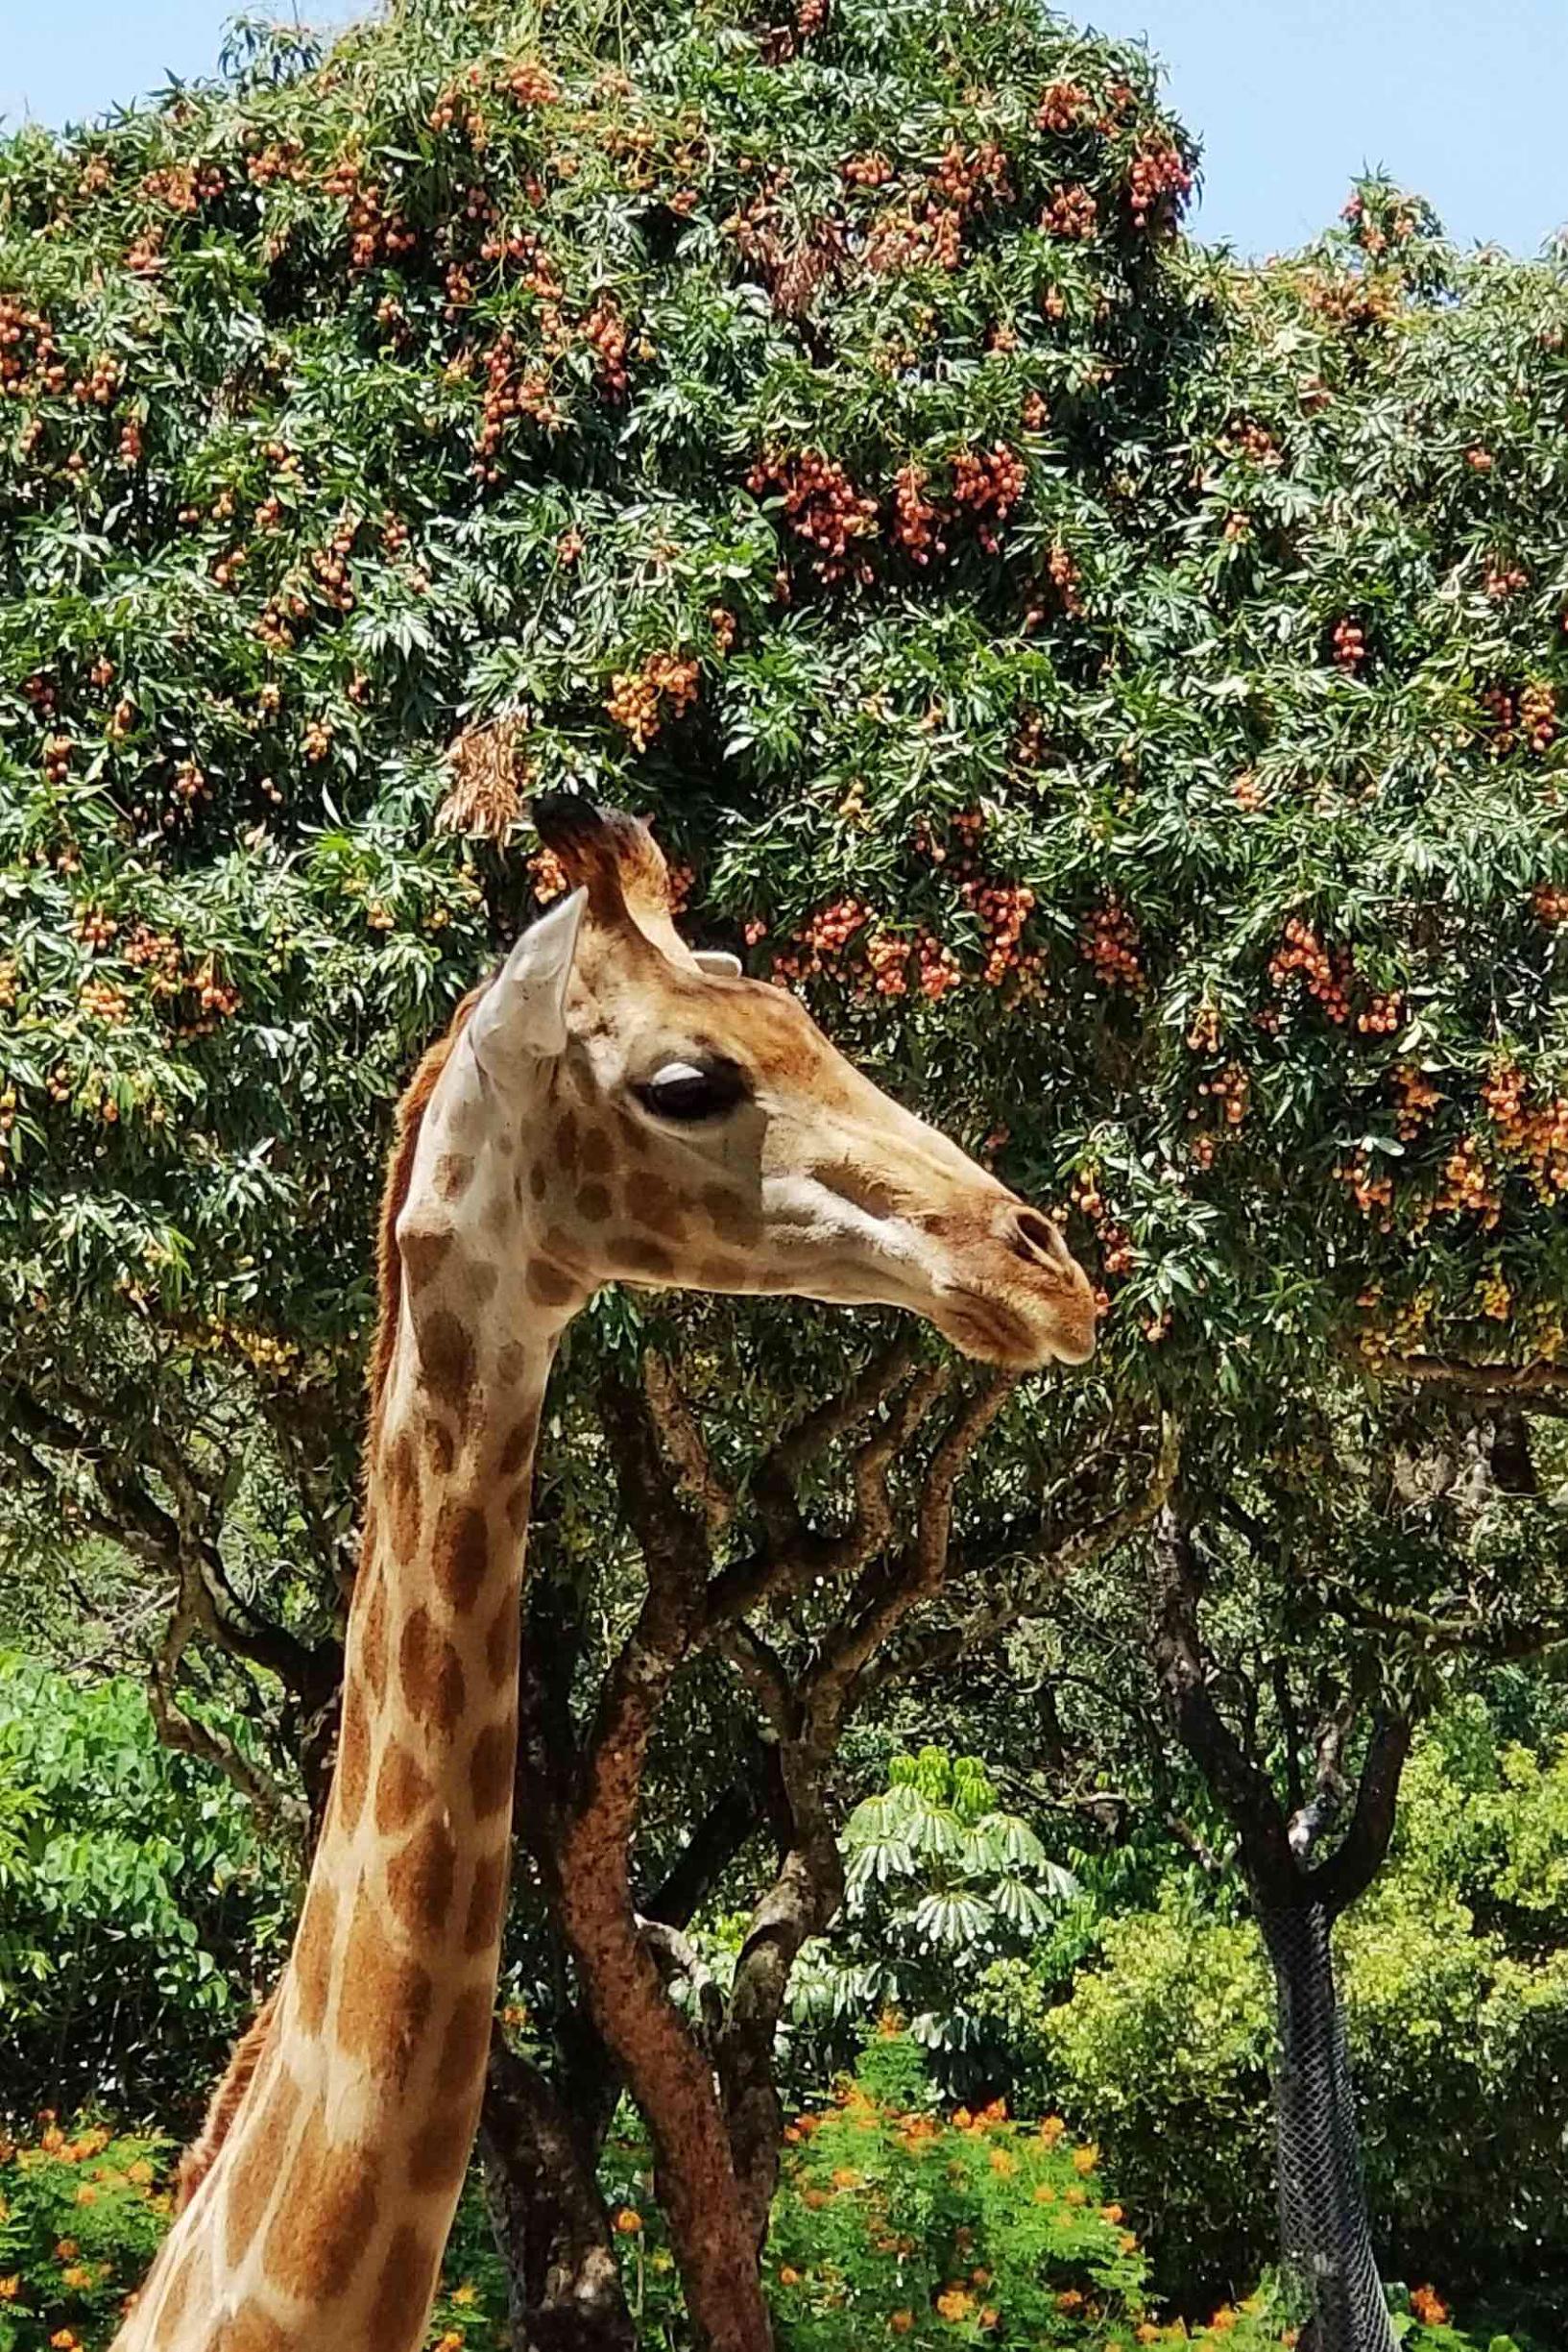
[1259,1902,1397,2352]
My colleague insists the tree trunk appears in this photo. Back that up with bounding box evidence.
[1259,1903,1397,2352]
[479,2035,636,2352]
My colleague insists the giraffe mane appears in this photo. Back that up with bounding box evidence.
[174,1989,278,2212]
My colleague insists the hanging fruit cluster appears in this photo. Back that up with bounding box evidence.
[604,653,701,750]
[747,449,880,585]
[1078,899,1144,991]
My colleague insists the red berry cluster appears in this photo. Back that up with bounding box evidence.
[772,897,871,985]
[1042,185,1098,240]
[309,513,361,615]
[504,59,558,106]
[1231,771,1266,812]
[1520,682,1557,755]
[1079,898,1143,990]
[243,137,308,187]
[961,877,1039,989]
[475,334,564,481]
[892,463,947,566]
[1331,616,1366,672]
[1047,542,1083,616]
[1227,419,1279,467]
[929,141,1013,215]
[605,652,700,750]
[1127,138,1192,230]
[1195,1060,1250,1128]
[139,160,225,215]
[324,155,418,275]
[1484,560,1529,600]
[841,152,894,188]
[583,296,630,397]
[1267,917,1354,1024]
[747,449,880,585]
[1035,81,1090,133]
[1532,882,1568,926]
[40,734,73,785]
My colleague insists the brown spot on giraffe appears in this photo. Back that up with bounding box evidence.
[264,2131,381,2303]
[631,1171,686,1237]
[358,1575,389,1706]
[293,1883,339,2038]
[416,1306,475,1418]
[213,2302,290,2352]
[431,1500,489,1613]
[398,1605,467,1733]
[368,2223,443,2340]
[222,2064,302,2266]
[336,1683,372,1833]
[525,1256,579,1308]
[386,1815,459,1941]
[496,1340,530,1386]
[464,1850,509,1952]
[554,1106,580,1174]
[407,2103,478,2196]
[374,1737,433,1835]
[435,1151,474,1200]
[469,1717,516,1819]
[614,1232,675,1279]
[436,1986,494,2097]
[575,1180,612,1223]
[484,1592,519,1685]
[703,1183,761,1248]
[424,1418,457,1478]
[579,1123,615,1177]
[398,1224,453,1291]
[336,1908,433,2091]
[495,1418,535,1481]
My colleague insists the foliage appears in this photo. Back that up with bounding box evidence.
[0,1655,294,2123]
[974,1703,1568,2324]
[788,1747,1077,2079]
[0,2120,169,2352]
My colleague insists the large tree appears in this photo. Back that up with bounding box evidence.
[6,0,1568,2343]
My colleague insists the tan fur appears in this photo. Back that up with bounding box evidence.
[175,1992,278,2213]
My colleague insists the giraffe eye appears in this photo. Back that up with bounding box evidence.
[636,1059,747,1123]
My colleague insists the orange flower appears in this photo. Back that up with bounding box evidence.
[1032,2183,1056,2204]
[979,2307,1000,2330]
[889,2314,914,2336]
[832,2167,863,2190]
[778,2267,804,2288]
[1100,2203,1124,2223]
[612,2207,642,2235]
[1073,2141,1099,2173]
[0,2278,19,2301]
[54,2241,80,2261]
[935,2287,976,2322]
[52,2335,81,2350]
[1410,2287,1449,2327]
[1056,2290,1085,2314]
[988,2147,1017,2175]
[1039,2115,1066,2143]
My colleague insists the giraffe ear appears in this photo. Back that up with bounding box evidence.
[467,887,587,1075]
[692,950,743,979]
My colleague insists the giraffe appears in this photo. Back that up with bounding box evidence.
[115,795,1098,2352]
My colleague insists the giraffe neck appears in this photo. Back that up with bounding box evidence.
[128,1064,573,2352]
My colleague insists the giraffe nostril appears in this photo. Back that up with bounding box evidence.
[1011,1207,1072,1271]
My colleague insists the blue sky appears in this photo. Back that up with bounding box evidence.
[3,0,1565,258]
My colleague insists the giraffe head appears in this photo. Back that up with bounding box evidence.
[448,798,1097,1370]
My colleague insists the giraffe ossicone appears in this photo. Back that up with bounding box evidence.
[117,797,1096,2352]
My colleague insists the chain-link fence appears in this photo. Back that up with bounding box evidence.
[1259,1903,1397,2352]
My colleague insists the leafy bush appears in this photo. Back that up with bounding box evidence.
[977,1705,1568,2326]
[0,1655,294,2124]
[789,1748,1078,2083]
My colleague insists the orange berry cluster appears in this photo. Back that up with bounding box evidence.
[710,605,737,653]
[1071,1168,1134,1280]
[139,160,224,214]
[1475,1268,1512,1322]
[1435,1136,1502,1226]
[929,140,1013,216]
[1185,1002,1221,1054]
[604,651,700,750]
[244,137,308,187]
[1127,137,1192,230]
[841,151,894,188]
[961,876,1040,988]
[1357,988,1403,1037]
[1391,1061,1441,1140]
[79,978,130,1025]
[747,449,880,585]
[528,845,569,904]
[310,516,361,614]
[40,734,73,785]
[74,905,118,952]
[1519,681,1557,755]
[1046,542,1083,616]
[1035,81,1090,133]
[1227,419,1279,466]
[504,59,559,105]
[70,353,120,407]
[1331,616,1366,672]
[1231,770,1266,812]
[1198,1059,1249,1125]
[1532,882,1568,926]
[324,156,418,275]
[0,294,61,398]
[1268,917,1354,1024]
[1042,184,1098,240]
[1483,1061,1568,1200]
[1465,446,1494,473]
[1334,1150,1395,1226]
[302,718,333,764]
[428,68,488,138]
[951,445,1027,553]
[1079,898,1143,990]
[475,334,564,480]
[1484,560,1528,600]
